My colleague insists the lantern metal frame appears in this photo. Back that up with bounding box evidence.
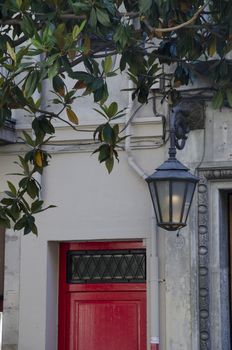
[146,106,199,231]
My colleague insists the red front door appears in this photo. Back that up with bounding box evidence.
[58,241,147,350]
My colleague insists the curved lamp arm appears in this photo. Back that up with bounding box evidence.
[169,106,190,158]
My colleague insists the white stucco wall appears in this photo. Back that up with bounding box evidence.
[16,147,163,350]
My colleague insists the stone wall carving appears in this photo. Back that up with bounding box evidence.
[197,168,232,350]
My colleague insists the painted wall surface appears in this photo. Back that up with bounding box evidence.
[2,76,232,350]
[0,156,21,350]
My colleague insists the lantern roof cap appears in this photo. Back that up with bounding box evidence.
[145,158,199,183]
[156,158,188,171]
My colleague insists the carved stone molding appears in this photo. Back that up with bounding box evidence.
[197,167,232,350]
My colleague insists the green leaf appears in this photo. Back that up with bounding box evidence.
[1,198,14,206]
[72,20,87,40]
[5,191,16,198]
[16,46,29,64]
[114,24,131,50]
[31,200,43,213]
[102,124,113,143]
[96,8,111,27]
[72,25,81,40]
[27,180,39,199]
[89,8,97,28]
[39,118,55,135]
[21,15,35,38]
[212,90,224,109]
[12,86,28,107]
[14,216,27,231]
[16,0,22,9]
[7,181,17,196]
[98,144,110,163]
[11,203,20,220]
[17,156,29,175]
[103,56,112,74]
[6,42,16,62]
[94,84,108,103]
[19,215,36,235]
[24,70,40,97]
[91,78,104,90]
[52,76,65,96]
[108,102,118,118]
[22,131,35,147]
[48,61,60,80]
[226,88,232,107]
[105,157,114,173]
[113,124,119,137]
[139,0,152,13]
[72,2,90,13]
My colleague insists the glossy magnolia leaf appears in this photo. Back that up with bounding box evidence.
[89,8,97,28]
[226,88,232,107]
[102,124,113,143]
[7,181,17,197]
[107,102,118,118]
[73,81,86,90]
[16,0,22,8]
[103,56,112,74]
[34,150,43,168]
[48,61,60,80]
[66,108,79,124]
[31,200,44,213]
[6,42,16,62]
[212,90,224,109]
[10,203,21,220]
[27,179,39,199]
[208,37,217,57]
[21,15,35,38]
[105,157,114,173]
[72,20,87,40]
[24,71,40,97]
[14,216,27,231]
[139,0,152,13]
[96,144,111,163]
[22,131,35,147]
[96,8,111,27]
[53,76,65,96]
[1,198,14,206]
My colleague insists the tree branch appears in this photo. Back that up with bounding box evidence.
[0,12,87,26]
[144,2,209,34]
[0,19,21,25]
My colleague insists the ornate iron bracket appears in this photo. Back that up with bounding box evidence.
[169,106,190,158]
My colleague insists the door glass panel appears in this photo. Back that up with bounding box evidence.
[67,249,146,283]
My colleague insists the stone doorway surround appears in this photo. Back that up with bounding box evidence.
[197,165,232,350]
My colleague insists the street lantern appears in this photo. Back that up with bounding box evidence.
[146,107,199,231]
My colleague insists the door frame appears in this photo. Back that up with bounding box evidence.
[58,240,146,350]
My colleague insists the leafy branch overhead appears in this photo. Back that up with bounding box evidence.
[0,0,232,234]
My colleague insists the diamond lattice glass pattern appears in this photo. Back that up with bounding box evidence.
[67,250,146,283]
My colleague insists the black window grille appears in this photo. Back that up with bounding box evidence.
[67,249,146,284]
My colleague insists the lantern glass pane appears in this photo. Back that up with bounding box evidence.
[172,181,187,223]
[156,181,170,222]
[182,182,196,223]
[148,183,161,222]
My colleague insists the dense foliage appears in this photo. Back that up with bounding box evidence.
[0,0,232,233]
